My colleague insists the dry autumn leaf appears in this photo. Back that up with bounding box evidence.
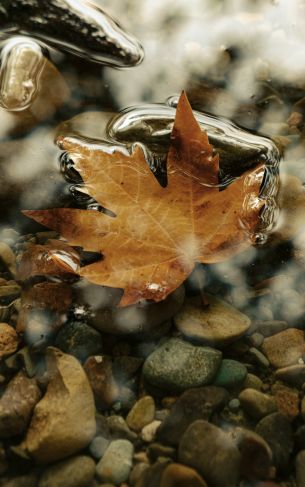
[23,92,266,307]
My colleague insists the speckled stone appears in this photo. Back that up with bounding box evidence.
[213,359,247,389]
[143,338,222,392]
[96,439,134,484]
[55,320,103,362]
[174,295,250,347]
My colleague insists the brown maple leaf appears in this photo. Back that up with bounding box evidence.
[23,92,266,307]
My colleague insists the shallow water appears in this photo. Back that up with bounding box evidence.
[1,0,305,486]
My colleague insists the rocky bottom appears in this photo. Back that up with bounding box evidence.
[0,230,304,487]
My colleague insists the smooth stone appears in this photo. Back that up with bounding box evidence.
[296,450,305,487]
[275,364,305,388]
[301,396,305,420]
[248,348,270,368]
[38,455,95,487]
[174,294,250,347]
[243,373,263,391]
[143,338,222,392]
[126,396,155,432]
[78,283,185,336]
[84,356,120,410]
[229,427,273,480]
[0,323,18,358]
[262,329,305,368]
[228,399,241,413]
[272,384,299,419]
[135,459,171,487]
[141,420,161,443]
[55,320,103,362]
[255,320,288,337]
[239,389,277,419]
[96,439,134,484]
[147,443,176,462]
[89,436,111,460]
[0,371,41,438]
[157,386,229,445]
[178,420,240,487]
[213,359,247,389]
[247,332,264,348]
[255,413,294,472]
[160,463,208,487]
[129,463,149,486]
[106,415,137,442]
[21,348,96,463]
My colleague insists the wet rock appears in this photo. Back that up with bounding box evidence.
[272,384,299,419]
[0,322,18,358]
[106,415,137,442]
[157,386,229,445]
[229,427,273,480]
[84,355,120,410]
[174,294,250,347]
[255,320,288,337]
[55,320,103,362]
[113,355,143,382]
[160,463,208,487]
[82,283,185,336]
[248,347,270,368]
[147,443,176,462]
[135,460,171,487]
[247,332,264,348]
[0,371,41,438]
[141,420,161,443]
[296,450,305,487]
[239,389,277,419]
[143,338,222,392]
[262,328,305,368]
[213,359,247,389]
[21,348,96,463]
[96,439,134,484]
[38,455,96,487]
[255,413,294,472]
[126,396,155,432]
[243,373,263,391]
[130,462,149,486]
[295,425,305,450]
[275,364,305,388]
[89,436,110,460]
[178,420,240,487]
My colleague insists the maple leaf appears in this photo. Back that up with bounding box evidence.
[23,92,266,307]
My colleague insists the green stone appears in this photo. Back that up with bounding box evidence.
[213,359,247,389]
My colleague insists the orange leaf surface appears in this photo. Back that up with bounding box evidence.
[23,92,266,306]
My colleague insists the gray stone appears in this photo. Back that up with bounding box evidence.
[89,436,110,460]
[106,415,137,442]
[96,439,134,484]
[174,294,250,347]
[248,347,270,368]
[255,320,288,337]
[38,455,95,487]
[255,413,294,472]
[178,420,240,487]
[143,338,222,392]
[246,332,264,348]
[243,373,263,391]
[239,389,277,419]
[157,386,229,445]
[296,450,305,487]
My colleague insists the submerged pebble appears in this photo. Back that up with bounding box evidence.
[38,455,96,487]
[143,337,222,392]
[262,329,305,368]
[96,439,134,484]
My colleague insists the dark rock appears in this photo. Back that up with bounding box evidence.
[160,463,208,487]
[178,420,240,487]
[255,413,294,472]
[213,359,247,389]
[143,338,222,392]
[275,364,305,388]
[135,459,172,487]
[295,425,305,451]
[55,320,103,362]
[0,371,41,438]
[157,386,229,445]
[147,443,176,462]
[83,355,120,410]
[296,450,305,487]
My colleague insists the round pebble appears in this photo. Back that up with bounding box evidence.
[126,396,155,432]
[96,439,134,484]
[262,328,305,368]
[174,294,250,347]
[38,455,95,487]
[239,388,277,419]
[213,359,247,389]
[89,436,110,460]
[143,337,222,392]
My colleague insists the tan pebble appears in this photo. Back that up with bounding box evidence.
[0,323,18,358]
[160,463,208,487]
[126,396,155,432]
[262,328,305,368]
[141,420,161,442]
